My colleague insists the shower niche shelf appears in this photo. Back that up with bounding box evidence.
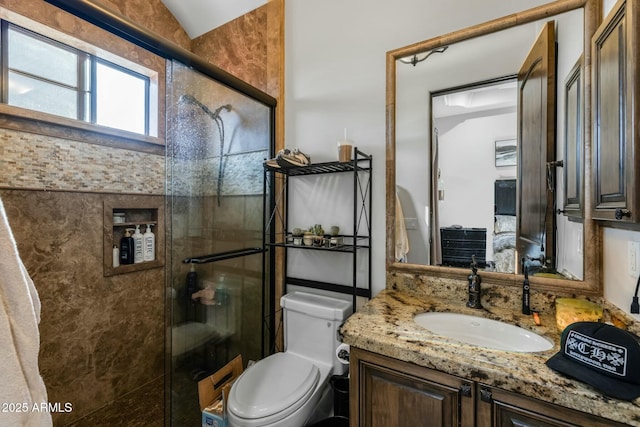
[263,148,372,310]
[103,196,164,277]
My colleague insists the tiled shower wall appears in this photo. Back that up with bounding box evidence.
[0,189,166,426]
[0,0,174,425]
[0,0,281,425]
[0,129,165,193]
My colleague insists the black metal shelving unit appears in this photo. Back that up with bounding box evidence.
[263,148,372,318]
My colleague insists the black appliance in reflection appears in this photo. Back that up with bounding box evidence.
[494,179,516,216]
[440,227,487,268]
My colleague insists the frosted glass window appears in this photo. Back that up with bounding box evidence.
[8,72,77,119]
[8,27,79,87]
[95,61,148,134]
[1,22,153,136]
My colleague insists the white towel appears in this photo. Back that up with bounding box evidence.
[0,198,52,427]
[395,193,410,262]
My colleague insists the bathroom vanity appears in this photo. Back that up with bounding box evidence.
[350,0,640,424]
[350,349,626,427]
[341,287,640,427]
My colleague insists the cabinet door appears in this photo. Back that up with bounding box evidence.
[562,57,583,219]
[350,348,474,427]
[517,20,556,263]
[592,0,639,222]
[476,385,627,427]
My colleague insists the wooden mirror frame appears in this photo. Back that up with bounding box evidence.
[386,0,603,295]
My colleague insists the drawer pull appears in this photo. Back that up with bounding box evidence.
[480,387,493,403]
[615,208,631,220]
[459,383,472,397]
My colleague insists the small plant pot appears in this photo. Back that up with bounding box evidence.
[330,236,343,247]
[303,234,314,246]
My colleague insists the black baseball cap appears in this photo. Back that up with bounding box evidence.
[546,322,640,401]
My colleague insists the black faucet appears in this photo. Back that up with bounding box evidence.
[466,256,483,309]
[522,258,531,315]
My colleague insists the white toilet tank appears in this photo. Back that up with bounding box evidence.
[281,292,352,372]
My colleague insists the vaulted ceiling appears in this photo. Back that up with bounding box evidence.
[160,0,268,39]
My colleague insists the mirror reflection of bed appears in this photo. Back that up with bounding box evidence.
[430,79,518,272]
[493,179,517,272]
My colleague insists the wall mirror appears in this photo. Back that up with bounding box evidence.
[386,0,602,293]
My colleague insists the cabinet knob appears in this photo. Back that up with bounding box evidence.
[615,208,631,220]
[459,383,472,397]
[480,387,493,403]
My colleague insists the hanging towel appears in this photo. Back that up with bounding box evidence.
[0,198,52,427]
[395,192,410,262]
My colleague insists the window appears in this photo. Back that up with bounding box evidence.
[94,60,148,134]
[2,22,151,136]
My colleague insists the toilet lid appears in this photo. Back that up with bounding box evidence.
[229,353,319,420]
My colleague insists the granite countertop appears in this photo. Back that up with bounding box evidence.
[340,288,640,426]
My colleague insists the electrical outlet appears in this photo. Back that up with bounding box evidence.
[628,242,640,277]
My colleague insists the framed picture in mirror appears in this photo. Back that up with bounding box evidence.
[495,139,517,167]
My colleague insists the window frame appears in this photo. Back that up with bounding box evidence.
[1,21,151,136]
[91,57,151,135]
[0,8,162,151]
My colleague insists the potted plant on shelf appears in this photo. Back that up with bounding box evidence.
[310,224,324,247]
[303,230,314,246]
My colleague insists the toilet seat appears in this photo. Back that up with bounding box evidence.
[228,352,319,424]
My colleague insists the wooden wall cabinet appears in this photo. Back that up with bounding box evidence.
[592,0,639,223]
[350,348,625,427]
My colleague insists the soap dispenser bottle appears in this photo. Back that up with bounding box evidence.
[112,244,119,268]
[186,264,199,305]
[143,224,155,262]
[119,228,135,265]
[133,224,144,264]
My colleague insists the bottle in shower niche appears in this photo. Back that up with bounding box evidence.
[143,224,155,262]
[133,224,144,264]
[112,244,120,268]
[119,229,135,265]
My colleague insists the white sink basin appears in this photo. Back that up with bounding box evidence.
[413,312,554,353]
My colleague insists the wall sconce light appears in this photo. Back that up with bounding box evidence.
[399,46,448,66]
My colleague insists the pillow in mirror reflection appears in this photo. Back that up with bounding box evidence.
[494,215,516,234]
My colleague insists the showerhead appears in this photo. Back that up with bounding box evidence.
[178,94,200,107]
[179,95,232,120]
[212,104,232,118]
[177,96,234,207]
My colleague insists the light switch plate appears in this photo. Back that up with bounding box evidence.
[405,218,418,230]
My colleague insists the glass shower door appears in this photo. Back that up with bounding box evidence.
[166,60,272,426]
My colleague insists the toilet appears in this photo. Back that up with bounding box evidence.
[227,291,352,427]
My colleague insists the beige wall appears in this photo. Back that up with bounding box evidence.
[192,0,283,99]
